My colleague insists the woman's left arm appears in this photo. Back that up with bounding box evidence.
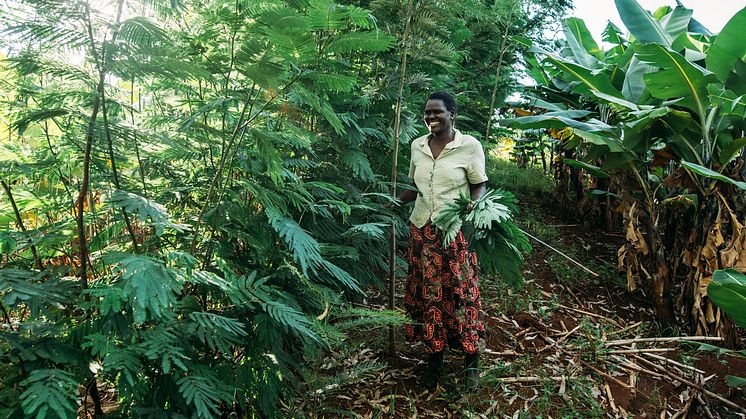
[467,182,486,211]
[465,140,488,211]
[469,181,487,201]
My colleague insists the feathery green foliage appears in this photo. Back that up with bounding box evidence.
[0,0,567,415]
[433,189,531,287]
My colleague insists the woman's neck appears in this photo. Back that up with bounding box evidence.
[430,129,455,144]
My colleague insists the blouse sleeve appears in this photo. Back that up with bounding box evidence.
[466,142,488,184]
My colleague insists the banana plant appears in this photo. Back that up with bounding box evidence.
[504,0,746,337]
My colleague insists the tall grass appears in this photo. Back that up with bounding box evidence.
[486,157,555,204]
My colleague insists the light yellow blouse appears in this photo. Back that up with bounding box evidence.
[407,129,488,228]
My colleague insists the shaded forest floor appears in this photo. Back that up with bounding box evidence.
[288,161,746,418]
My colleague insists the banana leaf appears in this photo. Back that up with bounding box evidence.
[681,161,746,190]
[615,0,671,46]
[563,159,610,178]
[530,45,623,98]
[706,6,746,82]
[563,17,602,68]
[660,6,692,40]
[708,269,746,328]
[501,110,613,134]
[636,44,713,117]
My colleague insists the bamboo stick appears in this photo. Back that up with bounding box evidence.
[634,355,746,414]
[557,304,620,325]
[604,382,619,415]
[608,348,677,355]
[554,324,582,346]
[640,352,706,375]
[605,336,723,346]
[497,376,565,384]
[584,362,635,391]
[696,394,716,419]
[613,321,643,336]
[616,359,665,380]
[519,228,600,277]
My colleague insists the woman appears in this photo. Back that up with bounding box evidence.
[397,91,487,389]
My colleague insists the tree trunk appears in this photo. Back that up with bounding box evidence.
[540,147,547,174]
[644,193,676,329]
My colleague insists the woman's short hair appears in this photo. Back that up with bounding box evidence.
[427,91,457,114]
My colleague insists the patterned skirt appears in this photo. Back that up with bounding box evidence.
[404,222,485,354]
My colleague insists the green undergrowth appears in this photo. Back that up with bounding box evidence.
[486,158,555,205]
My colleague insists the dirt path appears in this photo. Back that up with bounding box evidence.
[290,203,746,418]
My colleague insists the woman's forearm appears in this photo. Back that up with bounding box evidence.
[469,182,487,201]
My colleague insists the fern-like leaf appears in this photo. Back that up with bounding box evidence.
[341,148,375,181]
[342,223,387,240]
[265,207,323,276]
[176,366,233,419]
[138,326,189,374]
[432,189,531,286]
[117,16,171,50]
[109,254,182,324]
[0,269,73,309]
[326,31,396,53]
[20,369,79,419]
[188,312,247,353]
[108,190,190,236]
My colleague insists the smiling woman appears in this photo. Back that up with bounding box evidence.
[395,91,489,390]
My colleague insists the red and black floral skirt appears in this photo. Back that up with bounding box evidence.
[404,222,485,354]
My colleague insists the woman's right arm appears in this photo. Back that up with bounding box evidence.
[397,187,418,204]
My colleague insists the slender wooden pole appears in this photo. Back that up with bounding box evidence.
[388,0,414,357]
[100,82,140,253]
[77,3,103,289]
[130,78,149,199]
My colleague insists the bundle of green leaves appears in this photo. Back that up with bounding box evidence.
[433,189,531,287]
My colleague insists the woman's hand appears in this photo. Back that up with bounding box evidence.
[383,198,400,209]
[467,182,487,212]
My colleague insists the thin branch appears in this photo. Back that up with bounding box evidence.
[634,355,746,414]
[100,82,140,253]
[607,348,677,355]
[605,336,723,347]
[640,352,706,375]
[485,1,517,141]
[190,73,304,253]
[518,227,599,277]
[130,77,149,199]
[1,180,43,271]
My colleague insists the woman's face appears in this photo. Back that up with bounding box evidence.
[423,99,454,135]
